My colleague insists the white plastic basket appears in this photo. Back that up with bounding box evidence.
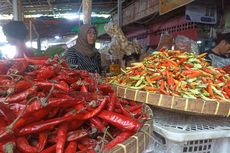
[146,108,230,153]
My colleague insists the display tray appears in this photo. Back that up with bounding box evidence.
[106,104,153,153]
[112,85,230,117]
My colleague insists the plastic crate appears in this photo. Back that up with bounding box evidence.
[144,108,230,153]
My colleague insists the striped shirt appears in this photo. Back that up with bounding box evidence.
[65,47,101,73]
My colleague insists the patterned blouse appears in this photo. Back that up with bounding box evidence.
[65,47,101,73]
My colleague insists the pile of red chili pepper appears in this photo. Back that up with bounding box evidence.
[109,49,230,101]
[0,56,148,153]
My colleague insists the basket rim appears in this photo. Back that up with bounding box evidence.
[113,85,230,117]
[107,104,153,153]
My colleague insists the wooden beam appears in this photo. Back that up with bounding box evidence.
[47,0,55,15]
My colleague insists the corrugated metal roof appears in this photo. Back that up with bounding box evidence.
[0,0,118,15]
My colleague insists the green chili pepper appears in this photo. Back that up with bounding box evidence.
[130,85,146,90]
[211,86,224,97]
[192,63,202,69]
[187,78,197,83]
[187,58,200,63]
[188,89,200,95]
[130,75,141,80]
[202,91,210,97]
[181,92,197,99]
[199,94,215,101]
[135,76,144,87]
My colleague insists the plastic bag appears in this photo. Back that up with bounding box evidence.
[157,32,174,50]
[208,53,230,67]
[175,35,199,54]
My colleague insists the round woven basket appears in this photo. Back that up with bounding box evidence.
[106,104,153,153]
[112,85,230,117]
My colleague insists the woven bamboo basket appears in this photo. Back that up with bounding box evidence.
[106,104,153,153]
[112,85,230,117]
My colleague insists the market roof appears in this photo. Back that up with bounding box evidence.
[0,0,118,15]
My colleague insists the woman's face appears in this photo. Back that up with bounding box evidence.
[87,28,97,45]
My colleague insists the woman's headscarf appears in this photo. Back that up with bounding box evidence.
[75,24,97,57]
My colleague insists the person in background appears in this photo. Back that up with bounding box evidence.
[3,21,33,58]
[205,32,230,67]
[65,24,101,73]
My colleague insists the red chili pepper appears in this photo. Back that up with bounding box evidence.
[0,117,7,128]
[36,132,48,152]
[77,144,89,151]
[90,117,106,133]
[67,129,88,142]
[117,102,132,117]
[73,97,107,120]
[14,108,50,129]
[132,108,142,117]
[53,74,77,85]
[17,115,74,135]
[129,100,137,106]
[97,110,141,132]
[13,79,33,94]
[115,108,122,114]
[120,99,129,105]
[47,108,59,119]
[223,87,230,98]
[68,120,84,131]
[104,131,134,150]
[56,124,68,153]
[0,103,16,124]
[52,91,74,99]
[178,58,187,64]
[23,55,48,65]
[98,84,114,94]
[35,81,69,93]
[80,85,88,92]
[0,86,37,103]
[65,141,77,153]
[160,80,170,95]
[78,137,96,148]
[16,136,38,153]
[127,104,143,112]
[25,98,80,115]
[40,145,56,153]
[107,92,116,111]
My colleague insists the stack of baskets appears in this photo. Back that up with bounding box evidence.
[113,85,230,153]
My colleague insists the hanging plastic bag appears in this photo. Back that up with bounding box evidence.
[208,53,230,67]
[175,35,199,54]
[157,32,174,50]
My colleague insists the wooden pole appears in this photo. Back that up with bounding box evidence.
[82,0,92,24]
[12,0,23,21]
[29,20,32,48]
[118,0,123,27]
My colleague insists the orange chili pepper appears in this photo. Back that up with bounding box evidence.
[188,71,203,78]
[207,83,214,98]
[180,84,187,91]
[150,75,163,82]
[144,86,159,91]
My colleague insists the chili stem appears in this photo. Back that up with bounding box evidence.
[100,126,109,152]
[8,96,38,129]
